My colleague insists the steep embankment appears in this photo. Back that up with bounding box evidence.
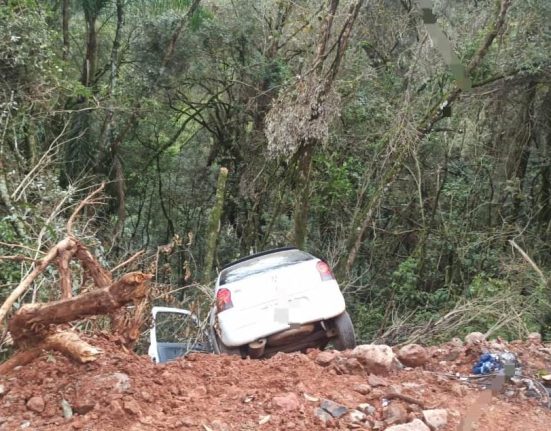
[1,335,551,430]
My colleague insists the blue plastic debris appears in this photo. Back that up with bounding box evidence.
[472,353,503,375]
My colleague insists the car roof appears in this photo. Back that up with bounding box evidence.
[221,246,301,270]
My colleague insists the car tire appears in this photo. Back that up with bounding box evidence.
[210,328,240,355]
[331,311,356,350]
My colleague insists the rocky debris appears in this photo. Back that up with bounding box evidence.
[353,383,372,395]
[26,395,45,413]
[385,418,431,431]
[465,332,486,345]
[1,335,551,431]
[343,357,365,375]
[123,398,142,416]
[348,409,367,422]
[397,344,429,367]
[528,332,542,344]
[320,398,348,418]
[450,383,467,398]
[315,350,338,366]
[352,344,396,375]
[111,372,131,392]
[358,402,377,415]
[210,419,231,431]
[272,392,301,411]
[368,374,390,387]
[314,407,333,423]
[383,402,408,425]
[422,409,448,429]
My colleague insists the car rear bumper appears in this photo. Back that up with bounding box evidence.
[217,285,346,347]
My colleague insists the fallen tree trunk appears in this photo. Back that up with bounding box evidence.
[0,184,153,374]
[0,330,103,375]
[44,330,102,363]
[8,272,151,345]
[0,348,42,375]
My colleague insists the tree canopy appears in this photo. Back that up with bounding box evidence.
[1,0,551,345]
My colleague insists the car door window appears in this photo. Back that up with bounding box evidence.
[155,311,197,344]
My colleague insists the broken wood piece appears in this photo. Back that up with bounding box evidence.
[8,272,152,345]
[44,331,102,363]
[0,347,42,375]
[57,239,77,299]
[74,242,113,289]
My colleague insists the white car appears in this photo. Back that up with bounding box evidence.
[209,247,356,358]
[148,247,355,362]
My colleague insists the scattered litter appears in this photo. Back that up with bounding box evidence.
[242,394,254,403]
[258,415,271,425]
[472,353,502,375]
[60,399,73,419]
[303,393,319,402]
[472,351,519,376]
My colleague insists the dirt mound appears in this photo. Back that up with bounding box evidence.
[1,335,551,430]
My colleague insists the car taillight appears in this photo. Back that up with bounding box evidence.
[216,288,233,312]
[316,261,334,281]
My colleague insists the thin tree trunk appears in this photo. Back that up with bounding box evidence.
[0,159,26,238]
[62,0,70,60]
[292,142,314,249]
[290,0,363,248]
[203,167,229,283]
[81,9,98,87]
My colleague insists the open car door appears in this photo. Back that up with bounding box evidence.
[148,306,212,363]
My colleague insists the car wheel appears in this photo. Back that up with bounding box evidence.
[210,328,240,355]
[331,311,356,350]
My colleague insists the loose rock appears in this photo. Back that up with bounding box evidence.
[320,399,348,418]
[344,357,365,375]
[26,396,45,413]
[315,350,338,366]
[385,418,431,431]
[123,398,142,416]
[112,372,131,393]
[314,407,333,423]
[465,332,485,345]
[357,403,376,415]
[527,332,542,344]
[384,402,408,425]
[397,344,429,367]
[367,374,389,387]
[352,384,371,395]
[422,409,448,430]
[349,409,367,422]
[351,344,396,375]
[272,392,301,411]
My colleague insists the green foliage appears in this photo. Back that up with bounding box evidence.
[1,0,551,349]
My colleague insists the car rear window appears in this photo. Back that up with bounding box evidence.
[219,249,313,285]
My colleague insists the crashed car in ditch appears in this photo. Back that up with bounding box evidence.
[149,247,355,362]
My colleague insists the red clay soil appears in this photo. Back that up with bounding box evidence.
[1,335,551,430]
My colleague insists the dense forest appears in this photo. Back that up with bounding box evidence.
[1,0,550,350]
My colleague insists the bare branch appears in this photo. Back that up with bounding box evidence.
[111,250,145,272]
[509,240,547,285]
[66,182,106,236]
